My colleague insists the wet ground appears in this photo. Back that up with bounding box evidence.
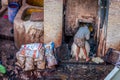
[0,10,14,41]
[0,9,114,80]
[0,39,114,80]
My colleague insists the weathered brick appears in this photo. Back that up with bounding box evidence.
[65,0,98,36]
[106,1,120,50]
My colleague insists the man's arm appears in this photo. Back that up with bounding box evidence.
[85,28,90,40]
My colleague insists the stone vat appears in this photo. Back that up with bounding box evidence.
[14,0,44,49]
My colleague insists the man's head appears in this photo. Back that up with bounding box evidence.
[79,22,86,27]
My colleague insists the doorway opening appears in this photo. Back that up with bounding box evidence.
[62,0,109,60]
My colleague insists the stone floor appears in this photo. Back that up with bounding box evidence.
[0,39,114,80]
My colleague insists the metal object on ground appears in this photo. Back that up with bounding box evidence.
[105,48,120,65]
[104,67,120,80]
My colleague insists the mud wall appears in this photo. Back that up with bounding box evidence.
[106,0,120,50]
[65,0,98,36]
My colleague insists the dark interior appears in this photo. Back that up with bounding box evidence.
[63,0,108,59]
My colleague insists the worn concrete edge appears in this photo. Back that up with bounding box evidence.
[0,6,7,17]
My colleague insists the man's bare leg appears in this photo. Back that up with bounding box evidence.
[82,47,90,62]
[76,46,80,61]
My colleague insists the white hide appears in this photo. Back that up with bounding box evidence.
[71,41,90,59]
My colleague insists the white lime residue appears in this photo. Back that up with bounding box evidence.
[23,21,43,33]
[92,57,104,64]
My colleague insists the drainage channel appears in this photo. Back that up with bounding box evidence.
[0,34,14,41]
[60,60,111,66]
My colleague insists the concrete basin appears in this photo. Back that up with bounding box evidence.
[14,0,44,49]
[22,8,43,21]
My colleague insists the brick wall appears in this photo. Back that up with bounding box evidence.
[106,0,120,50]
[65,0,98,36]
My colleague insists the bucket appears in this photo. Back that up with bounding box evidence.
[8,2,19,23]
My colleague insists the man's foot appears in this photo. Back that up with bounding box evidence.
[86,58,90,62]
[76,56,79,61]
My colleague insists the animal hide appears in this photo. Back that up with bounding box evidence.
[71,41,90,59]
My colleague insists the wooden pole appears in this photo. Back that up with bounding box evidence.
[98,0,109,57]
[97,0,101,56]
[102,0,109,56]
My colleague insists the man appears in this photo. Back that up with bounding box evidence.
[74,22,90,61]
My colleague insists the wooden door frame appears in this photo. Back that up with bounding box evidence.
[97,0,109,57]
